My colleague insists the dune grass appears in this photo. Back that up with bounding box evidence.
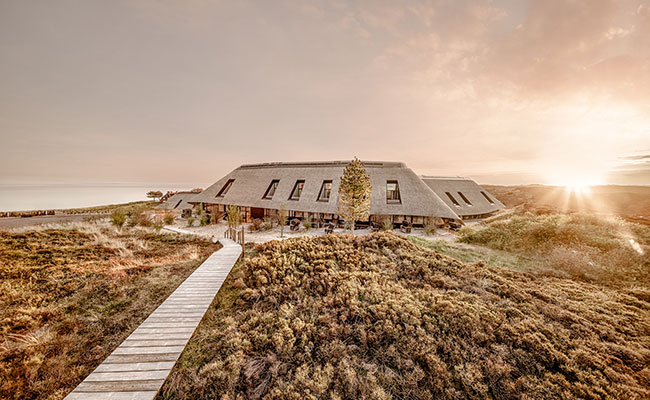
[458,213,650,287]
[157,233,650,399]
[0,222,219,400]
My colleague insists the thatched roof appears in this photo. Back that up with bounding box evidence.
[190,161,460,219]
[421,176,505,216]
[159,192,196,211]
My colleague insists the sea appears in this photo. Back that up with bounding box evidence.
[0,183,203,212]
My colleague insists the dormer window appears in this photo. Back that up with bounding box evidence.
[317,180,332,202]
[263,180,279,199]
[289,180,305,200]
[457,192,472,206]
[445,192,461,207]
[386,181,401,204]
[216,179,234,197]
[481,191,495,205]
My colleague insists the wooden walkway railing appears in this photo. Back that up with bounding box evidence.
[224,226,245,246]
[64,239,242,400]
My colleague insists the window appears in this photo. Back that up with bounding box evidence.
[457,192,472,206]
[480,191,495,204]
[445,192,461,207]
[216,179,234,197]
[386,180,401,204]
[289,180,305,200]
[317,180,332,202]
[263,180,279,199]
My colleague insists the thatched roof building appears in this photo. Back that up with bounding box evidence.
[160,192,196,211]
[189,161,504,225]
[421,176,505,219]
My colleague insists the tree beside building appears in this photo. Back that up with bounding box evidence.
[337,158,371,233]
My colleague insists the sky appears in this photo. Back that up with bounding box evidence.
[1,0,649,187]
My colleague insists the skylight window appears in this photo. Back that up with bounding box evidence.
[457,192,472,206]
[289,180,305,200]
[216,179,234,197]
[445,192,461,207]
[263,180,279,199]
[318,180,332,202]
[481,191,495,204]
[386,181,401,204]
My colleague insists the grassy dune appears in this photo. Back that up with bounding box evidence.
[0,222,219,400]
[158,232,650,399]
[459,213,650,287]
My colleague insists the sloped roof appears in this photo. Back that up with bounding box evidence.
[421,176,505,216]
[159,192,196,211]
[190,161,460,219]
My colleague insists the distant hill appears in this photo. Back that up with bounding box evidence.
[485,184,650,224]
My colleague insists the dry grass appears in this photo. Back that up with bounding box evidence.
[0,221,220,400]
[158,233,650,399]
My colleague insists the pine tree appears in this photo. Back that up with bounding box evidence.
[337,158,372,233]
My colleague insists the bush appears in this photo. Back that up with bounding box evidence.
[152,220,164,231]
[249,218,263,232]
[163,213,175,225]
[110,209,126,227]
[200,214,209,226]
[187,217,195,227]
[161,233,650,399]
[303,215,313,230]
[129,208,151,227]
[227,205,243,228]
[382,217,394,231]
[423,219,437,236]
[260,221,273,231]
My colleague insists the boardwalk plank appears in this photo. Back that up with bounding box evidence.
[64,238,241,400]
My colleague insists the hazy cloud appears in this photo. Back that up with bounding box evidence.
[0,0,648,186]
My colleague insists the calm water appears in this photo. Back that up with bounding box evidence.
[0,183,202,212]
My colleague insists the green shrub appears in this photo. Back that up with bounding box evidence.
[423,219,437,235]
[110,209,126,227]
[129,208,151,227]
[227,205,242,228]
[163,213,175,225]
[200,214,209,226]
[260,221,273,231]
[382,217,394,231]
[303,215,313,230]
[187,217,195,227]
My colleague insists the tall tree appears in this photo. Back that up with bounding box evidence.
[337,158,372,233]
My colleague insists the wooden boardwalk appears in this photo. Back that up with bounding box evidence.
[65,238,242,400]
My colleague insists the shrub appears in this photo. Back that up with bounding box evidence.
[200,214,209,226]
[423,219,437,236]
[161,233,650,399]
[249,218,263,232]
[303,215,313,230]
[382,217,394,231]
[187,217,195,227]
[163,213,175,225]
[227,205,243,228]
[110,209,126,227]
[260,221,273,231]
[152,220,164,231]
[129,208,151,227]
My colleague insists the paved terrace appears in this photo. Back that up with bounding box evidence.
[65,238,242,400]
